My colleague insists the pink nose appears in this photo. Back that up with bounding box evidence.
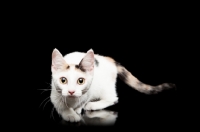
[68,91,75,95]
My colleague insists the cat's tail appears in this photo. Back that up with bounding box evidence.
[116,62,176,94]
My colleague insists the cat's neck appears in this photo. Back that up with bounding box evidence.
[66,92,90,108]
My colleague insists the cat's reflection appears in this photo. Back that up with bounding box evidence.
[60,110,118,126]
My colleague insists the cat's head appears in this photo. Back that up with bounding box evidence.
[51,48,94,98]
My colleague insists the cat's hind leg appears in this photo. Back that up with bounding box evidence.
[84,97,118,111]
[85,110,117,118]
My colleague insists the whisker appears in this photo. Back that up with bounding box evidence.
[44,82,52,89]
[43,99,51,110]
[37,89,52,95]
[63,96,66,106]
[45,82,52,85]
[39,95,59,108]
[40,90,50,95]
[61,97,65,107]
[50,106,55,120]
[78,97,80,108]
[37,89,52,90]
[66,97,68,107]
[37,89,61,94]
[40,82,64,120]
[64,96,68,107]
[37,89,62,91]
[39,97,50,108]
[57,96,63,117]
[52,107,55,120]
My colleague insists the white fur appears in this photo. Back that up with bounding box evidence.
[50,49,176,122]
[51,49,118,122]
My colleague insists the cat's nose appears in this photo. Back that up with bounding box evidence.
[68,91,75,95]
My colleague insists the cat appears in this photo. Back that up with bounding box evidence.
[50,48,175,122]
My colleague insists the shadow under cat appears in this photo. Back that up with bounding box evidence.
[59,109,118,126]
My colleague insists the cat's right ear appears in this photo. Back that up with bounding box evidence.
[78,49,94,72]
[51,49,67,73]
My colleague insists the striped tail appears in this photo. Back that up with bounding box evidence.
[116,62,176,94]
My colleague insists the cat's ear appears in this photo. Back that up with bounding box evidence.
[79,49,94,72]
[51,48,67,73]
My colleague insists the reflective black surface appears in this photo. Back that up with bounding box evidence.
[37,83,177,128]
[8,5,184,131]
[59,110,118,126]
[33,14,179,129]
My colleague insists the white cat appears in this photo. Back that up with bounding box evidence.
[50,48,175,122]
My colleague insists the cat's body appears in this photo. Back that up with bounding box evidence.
[50,49,175,122]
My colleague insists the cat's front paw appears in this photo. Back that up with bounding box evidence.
[62,113,81,122]
[75,107,82,114]
[84,102,99,110]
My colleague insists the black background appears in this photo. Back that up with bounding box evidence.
[34,22,179,129]
[9,4,182,131]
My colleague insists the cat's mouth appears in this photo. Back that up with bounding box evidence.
[67,95,78,98]
[62,93,79,98]
[68,96,76,98]
[62,93,81,98]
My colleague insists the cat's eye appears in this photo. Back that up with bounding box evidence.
[77,78,85,85]
[60,77,67,84]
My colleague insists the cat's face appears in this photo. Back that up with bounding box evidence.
[51,49,94,98]
[52,67,93,97]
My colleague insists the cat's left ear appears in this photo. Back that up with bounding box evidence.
[51,48,67,73]
[79,49,94,72]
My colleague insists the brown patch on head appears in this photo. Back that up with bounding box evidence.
[74,64,86,72]
[75,65,79,69]
[61,64,83,72]
[54,63,73,72]
[56,63,70,72]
